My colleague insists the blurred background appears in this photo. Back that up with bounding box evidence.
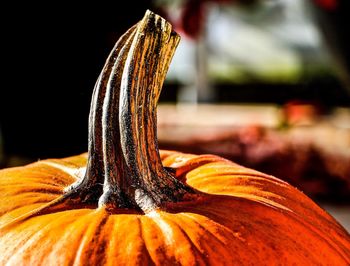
[1,0,349,230]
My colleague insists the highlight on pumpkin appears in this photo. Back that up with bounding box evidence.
[0,10,349,266]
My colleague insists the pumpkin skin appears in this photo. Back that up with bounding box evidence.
[1,150,349,265]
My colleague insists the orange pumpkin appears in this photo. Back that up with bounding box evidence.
[1,10,349,265]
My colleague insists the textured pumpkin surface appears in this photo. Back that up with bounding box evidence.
[1,150,349,265]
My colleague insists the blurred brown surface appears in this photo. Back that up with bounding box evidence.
[158,103,350,203]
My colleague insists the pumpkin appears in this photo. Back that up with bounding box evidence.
[1,10,349,266]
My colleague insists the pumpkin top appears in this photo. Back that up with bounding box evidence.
[1,151,350,264]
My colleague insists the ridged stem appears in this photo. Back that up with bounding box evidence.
[66,10,196,211]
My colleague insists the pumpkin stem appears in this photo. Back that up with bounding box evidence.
[118,10,196,210]
[64,24,137,206]
[65,10,196,211]
[98,25,138,208]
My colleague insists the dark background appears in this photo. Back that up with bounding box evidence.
[1,1,350,164]
[1,2,154,161]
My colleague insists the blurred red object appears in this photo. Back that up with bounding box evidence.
[162,0,257,39]
[283,101,323,126]
[313,0,338,11]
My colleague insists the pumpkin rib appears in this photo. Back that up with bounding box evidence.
[181,159,288,185]
[188,171,285,183]
[47,211,98,266]
[180,213,248,265]
[40,161,84,181]
[180,173,292,212]
[2,186,63,195]
[37,210,97,265]
[180,199,330,264]
[186,173,284,194]
[1,178,69,189]
[146,211,197,264]
[103,215,122,266]
[105,215,137,264]
[107,215,153,265]
[137,216,156,265]
[187,179,319,225]
[139,215,169,265]
[190,213,282,265]
[175,205,268,264]
[58,153,88,167]
[169,216,210,266]
[146,212,176,248]
[180,159,346,233]
[183,195,350,263]
[175,213,247,265]
[164,154,227,179]
[279,208,350,262]
[163,152,291,192]
[0,193,60,216]
[156,213,208,265]
[0,203,47,226]
[284,214,350,263]
[0,194,75,231]
[3,210,79,265]
[71,209,110,265]
[180,213,230,247]
[0,181,63,191]
[0,166,75,187]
